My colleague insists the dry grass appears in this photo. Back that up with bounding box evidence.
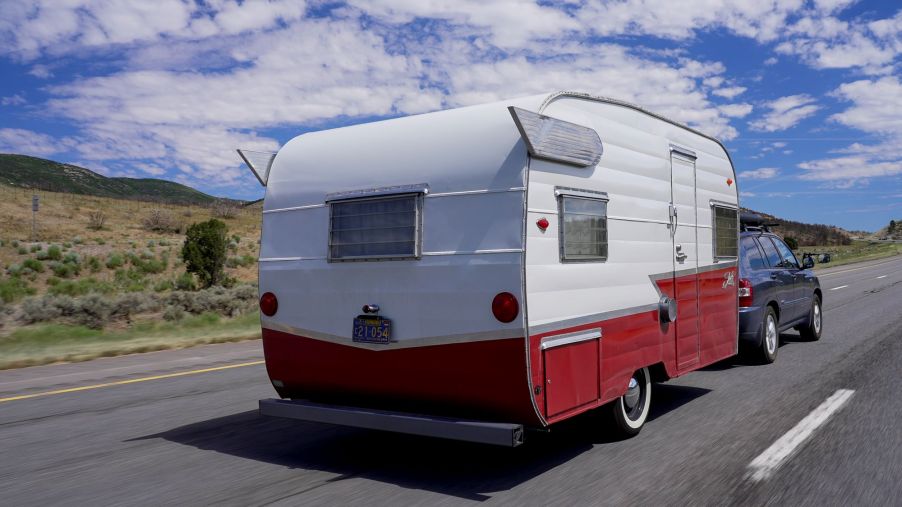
[0,184,262,295]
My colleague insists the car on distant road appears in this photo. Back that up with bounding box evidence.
[738,214,823,363]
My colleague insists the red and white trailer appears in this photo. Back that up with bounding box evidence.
[240,91,740,446]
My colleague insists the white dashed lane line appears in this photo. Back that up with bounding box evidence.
[747,389,855,482]
[829,285,848,291]
[876,275,887,279]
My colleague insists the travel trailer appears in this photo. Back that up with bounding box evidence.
[240,91,740,447]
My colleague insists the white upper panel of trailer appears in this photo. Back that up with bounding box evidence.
[264,95,547,212]
[265,92,736,212]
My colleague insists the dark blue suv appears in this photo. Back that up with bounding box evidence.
[738,214,823,363]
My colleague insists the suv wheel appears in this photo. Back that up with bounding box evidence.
[799,295,822,341]
[756,307,779,364]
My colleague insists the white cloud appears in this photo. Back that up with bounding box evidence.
[795,77,902,186]
[1,94,26,106]
[739,167,779,179]
[749,94,820,132]
[719,103,753,118]
[763,57,778,65]
[712,86,747,99]
[0,128,67,156]
[28,64,52,78]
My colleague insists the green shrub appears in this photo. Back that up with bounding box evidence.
[11,240,19,248]
[41,244,61,260]
[63,252,80,265]
[63,242,72,249]
[95,238,106,245]
[22,258,44,273]
[73,236,83,245]
[87,256,102,273]
[154,279,174,292]
[147,240,156,248]
[182,219,228,288]
[50,262,77,278]
[0,277,35,303]
[46,276,61,286]
[30,244,41,253]
[174,272,196,291]
[158,239,170,247]
[48,278,115,297]
[17,247,27,255]
[163,305,184,321]
[106,253,125,269]
[7,263,22,276]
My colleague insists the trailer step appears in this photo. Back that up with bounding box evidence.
[259,398,524,447]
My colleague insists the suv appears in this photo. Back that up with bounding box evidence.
[738,214,823,363]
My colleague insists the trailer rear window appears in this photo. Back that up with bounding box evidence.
[328,194,421,261]
[712,205,739,259]
[559,194,608,262]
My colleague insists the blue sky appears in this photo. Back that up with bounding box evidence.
[1,0,900,231]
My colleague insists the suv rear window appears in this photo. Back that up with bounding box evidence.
[741,237,767,270]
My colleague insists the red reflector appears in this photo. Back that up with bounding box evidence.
[727,178,733,186]
[492,292,519,323]
[260,292,278,316]
[738,279,753,307]
[536,217,549,231]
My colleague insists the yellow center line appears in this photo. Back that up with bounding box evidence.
[0,360,265,404]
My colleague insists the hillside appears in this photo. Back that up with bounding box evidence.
[742,208,852,246]
[871,219,901,240]
[0,154,219,205]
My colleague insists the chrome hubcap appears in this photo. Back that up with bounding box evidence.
[813,303,821,334]
[766,315,777,354]
[624,377,640,410]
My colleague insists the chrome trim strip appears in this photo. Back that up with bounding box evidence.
[421,249,523,256]
[259,256,306,262]
[608,215,671,226]
[670,144,698,159]
[540,329,601,350]
[554,187,609,200]
[428,187,525,198]
[710,199,739,210]
[529,303,658,335]
[325,183,429,201]
[263,203,326,214]
[263,322,523,351]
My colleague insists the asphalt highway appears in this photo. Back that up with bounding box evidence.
[1,256,901,506]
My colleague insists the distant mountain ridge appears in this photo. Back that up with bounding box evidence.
[0,154,224,205]
[743,208,852,246]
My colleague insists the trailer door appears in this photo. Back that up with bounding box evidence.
[670,149,700,369]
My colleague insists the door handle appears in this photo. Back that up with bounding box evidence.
[770,273,779,279]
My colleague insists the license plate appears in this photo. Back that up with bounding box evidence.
[353,316,392,344]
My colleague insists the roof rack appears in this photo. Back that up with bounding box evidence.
[740,212,780,233]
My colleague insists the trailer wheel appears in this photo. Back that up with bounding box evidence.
[610,366,651,436]
[798,295,822,341]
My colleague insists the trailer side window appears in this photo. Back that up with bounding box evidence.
[558,194,608,262]
[712,205,739,259]
[328,193,421,261]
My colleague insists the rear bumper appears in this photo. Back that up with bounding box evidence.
[738,306,764,345]
[259,398,525,447]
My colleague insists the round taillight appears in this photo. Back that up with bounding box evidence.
[492,292,519,323]
[260,292,278,316]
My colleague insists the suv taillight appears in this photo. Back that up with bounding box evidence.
[738,279,753,307]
